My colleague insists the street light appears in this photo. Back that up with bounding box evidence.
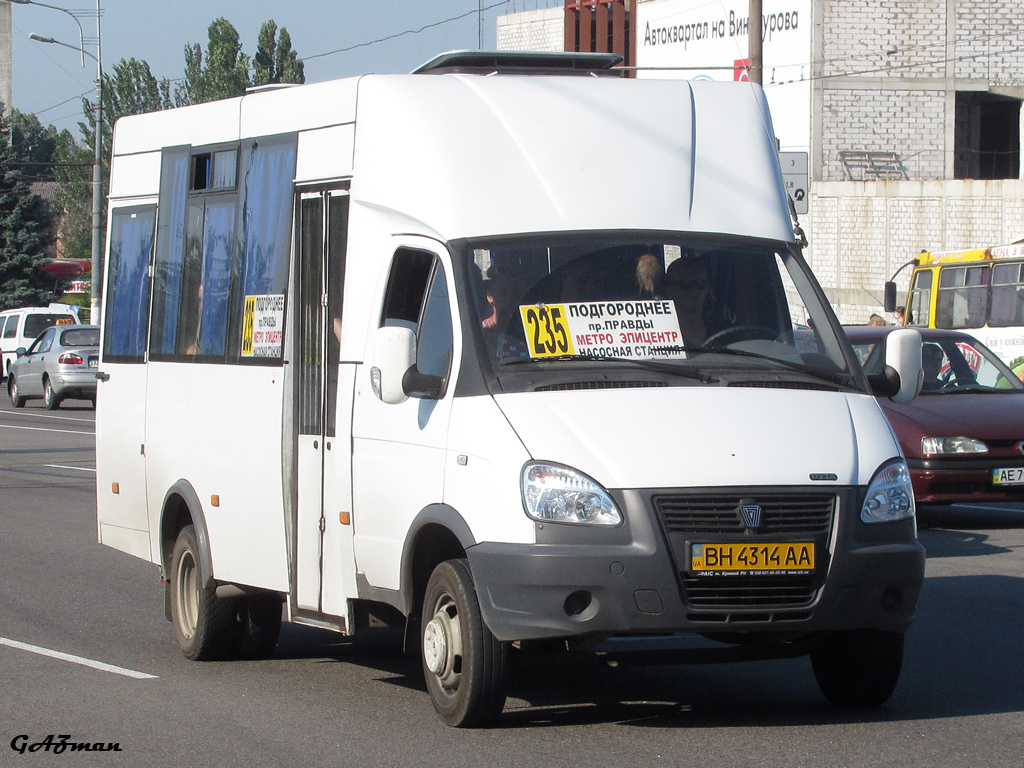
[16,0,103,327]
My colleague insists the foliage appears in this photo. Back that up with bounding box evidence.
[253,21,306,87]
[0,103,56,311]
[176,18,252,106]
[9,110,61,183]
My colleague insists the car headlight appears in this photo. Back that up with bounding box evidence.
[861,459,916,524]
[921,436,988,456]
[521,462,622,526]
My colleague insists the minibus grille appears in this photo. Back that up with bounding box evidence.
[535,380,668,392]
[727,380,840,392]
[681,575,818,609]
[654,493,835,535]
[652,492,835,612]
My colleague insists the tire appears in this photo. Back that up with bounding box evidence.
[169,525,238,660]
[232,594,282,660]
[43,377,61,410]
[810,629,904,708]
[421,559,507,727]
[8,376,26,408]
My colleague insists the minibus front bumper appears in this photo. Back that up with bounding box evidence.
[466,487,925,643]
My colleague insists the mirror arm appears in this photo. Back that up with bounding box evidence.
[402,366,444,399]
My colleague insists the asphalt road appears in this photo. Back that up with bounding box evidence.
[2,391,1024,767]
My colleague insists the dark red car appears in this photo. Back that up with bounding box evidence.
[845,326,1024,505]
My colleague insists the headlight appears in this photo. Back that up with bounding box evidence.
[921,436,988,456]
[521,462,622,526]
[861,459,915,524]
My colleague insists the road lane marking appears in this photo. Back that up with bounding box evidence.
[0,410,94,424]
[0,424,93,436]
[954,503,1024,513]
[43,464,97,473]
[0,636,158,679]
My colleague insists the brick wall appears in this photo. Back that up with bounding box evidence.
[497,7,564,52]
[808,180,1024,323]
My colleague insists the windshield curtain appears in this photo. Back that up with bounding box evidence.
[458,235,857,390]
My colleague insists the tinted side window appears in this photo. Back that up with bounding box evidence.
[104,206,156,361]
[25,314,74,338]
[2,316,17,339]
[380,249,434,329]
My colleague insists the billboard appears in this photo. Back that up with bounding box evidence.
[635,0,811,153]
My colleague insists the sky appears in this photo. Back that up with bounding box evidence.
[8,0,564,137]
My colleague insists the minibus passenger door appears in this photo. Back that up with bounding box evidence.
[96,205,157,560]
[293,189,355,622]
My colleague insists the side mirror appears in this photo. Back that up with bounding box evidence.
[883,282,897,313]
[15,347,26,358]
[883,328,922,403]
[371,326,416,404]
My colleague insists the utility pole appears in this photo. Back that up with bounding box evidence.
[748,0,762,85]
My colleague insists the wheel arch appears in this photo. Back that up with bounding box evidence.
[159,480,214,589]
[400,504,477,622]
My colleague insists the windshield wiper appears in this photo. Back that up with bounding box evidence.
[499,354,718,384]
[693,345,854,386]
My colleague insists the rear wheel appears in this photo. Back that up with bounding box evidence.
[421,559,507,727]
[810,629,904,708]
[169,525,238,660]
[8,376,25,408]
[43,378,61,410]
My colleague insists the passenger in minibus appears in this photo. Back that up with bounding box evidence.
[663,257,721,346]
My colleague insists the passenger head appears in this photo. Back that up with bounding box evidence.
[560,258,607,302]
[663,258,711,316]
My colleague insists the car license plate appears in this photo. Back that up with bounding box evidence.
[690,542,814,574]
[992,467,1024,486]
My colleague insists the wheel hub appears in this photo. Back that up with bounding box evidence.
[423,600,462,689]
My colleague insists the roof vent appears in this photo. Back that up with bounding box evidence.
[413,50,624,76]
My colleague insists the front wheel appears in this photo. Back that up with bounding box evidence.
[169,525,238,660]
[810,629,904,708]
[421,559,507,727]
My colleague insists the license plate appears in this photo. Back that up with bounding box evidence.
[992,467,1024,486]
[691,542,815,574]
[89,359,98,367]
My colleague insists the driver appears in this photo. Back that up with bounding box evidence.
[663,257,722,346]
[920,343,945,391]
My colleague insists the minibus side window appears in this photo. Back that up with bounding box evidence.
[907,270,932,326]
[104,206,156,362]
[416,266,454,383]
[989,262,1024,327]
[380,249,434,329]
[936,265,989,329]
[2,316,17,339]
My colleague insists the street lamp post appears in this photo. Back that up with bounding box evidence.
[16,0,102,326]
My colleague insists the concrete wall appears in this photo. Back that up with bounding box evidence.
[807,179,1024,323]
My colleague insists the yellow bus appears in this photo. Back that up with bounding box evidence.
[888,242,1024,377]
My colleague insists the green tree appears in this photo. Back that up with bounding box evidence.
[176,18,252,106]
[253,21,305,87]
[9,110,60,183]
[0,103,56,311]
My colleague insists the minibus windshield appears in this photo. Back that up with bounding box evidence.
[462,235,859,391]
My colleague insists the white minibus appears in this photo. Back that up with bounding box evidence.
[0,304,80,378]
[96,51,925,727]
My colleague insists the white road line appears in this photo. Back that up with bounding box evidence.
[0,424,93,436]
[0,636,158,680]
[955,503,1024,513]
[0,410,94,424]
[44,464,97,473]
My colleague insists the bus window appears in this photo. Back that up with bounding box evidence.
[907,269,932,326]
[989,261,1024,327]
[936,264,989,329]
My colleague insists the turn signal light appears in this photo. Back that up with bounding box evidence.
[58,352,84,365]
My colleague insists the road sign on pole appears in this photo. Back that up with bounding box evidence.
[779,151,809,214]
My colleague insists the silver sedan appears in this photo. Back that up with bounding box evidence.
[7,325,100,409]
